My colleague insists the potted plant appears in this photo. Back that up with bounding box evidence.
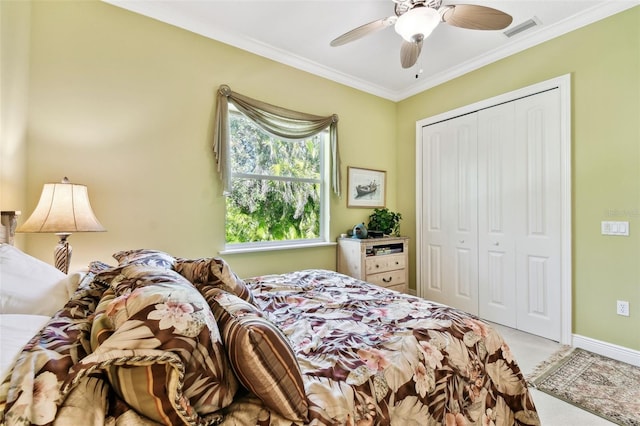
[367,208,402,237]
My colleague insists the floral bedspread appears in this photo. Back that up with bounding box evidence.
[222,269,539,425]
[0,268,539,426]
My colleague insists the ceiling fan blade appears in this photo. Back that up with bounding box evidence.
[330,16,397,47]
[442,4,513,30]
[400,39,422,69]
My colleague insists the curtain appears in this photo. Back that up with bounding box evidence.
[213,84,341,196]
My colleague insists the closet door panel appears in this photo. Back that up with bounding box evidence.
[451,120,478,314]
[455,247,474,299]
[422,121,449,301]
[426,245,443,293]
[515,90,562,341]
[422,114,478,314]
[478,103,517,326]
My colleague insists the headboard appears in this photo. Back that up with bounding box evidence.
[0,211,21,245]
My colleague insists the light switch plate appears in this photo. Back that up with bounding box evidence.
[601,221,630,236]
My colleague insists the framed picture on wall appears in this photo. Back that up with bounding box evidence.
[347,166,386,208]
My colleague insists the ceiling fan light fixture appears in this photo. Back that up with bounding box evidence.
[395,6,440,42]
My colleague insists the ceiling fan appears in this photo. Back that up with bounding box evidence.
[330,0,513,69]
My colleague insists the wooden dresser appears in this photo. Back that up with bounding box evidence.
[337,236,409,293]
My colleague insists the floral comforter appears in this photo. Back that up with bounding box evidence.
[224,270,539,425]
[0,267,539,426]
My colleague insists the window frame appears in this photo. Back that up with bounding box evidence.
[223,109,331,253]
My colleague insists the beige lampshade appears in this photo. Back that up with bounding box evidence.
[17,177,106,234]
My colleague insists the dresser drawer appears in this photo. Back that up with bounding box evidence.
[365,254,406,274]
[337,236,409,294]
[384,282,408,293]
[366,269,406,289]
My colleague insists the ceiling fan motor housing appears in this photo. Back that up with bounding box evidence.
[394,0,443,17]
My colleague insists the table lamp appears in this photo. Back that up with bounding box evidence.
[16,177,105,273]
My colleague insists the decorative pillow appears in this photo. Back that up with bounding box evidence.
[0,244,70,316]
[175,256,255,304]
[112,248,175,269]
[68,264,238,423]
[65,349,224,425]
[203,287,308,422]
[93,263,182,295]
[87,260,114,274]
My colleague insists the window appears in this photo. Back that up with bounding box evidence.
[225,109,329,250]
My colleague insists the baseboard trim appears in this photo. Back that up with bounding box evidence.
[572,334,640,367]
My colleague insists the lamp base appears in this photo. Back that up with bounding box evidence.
[54,233,72,274]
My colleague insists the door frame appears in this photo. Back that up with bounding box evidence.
[415,74,572,345]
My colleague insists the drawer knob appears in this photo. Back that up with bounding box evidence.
[376,264,379,268]
[383,277,392,283]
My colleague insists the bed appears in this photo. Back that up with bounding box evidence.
[0,245,540,426]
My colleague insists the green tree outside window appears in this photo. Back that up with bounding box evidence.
[226,110,327,246]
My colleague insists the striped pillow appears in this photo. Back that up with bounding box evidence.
[203,288,308,422]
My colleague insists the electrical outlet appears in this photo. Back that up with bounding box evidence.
[616,300,629,317]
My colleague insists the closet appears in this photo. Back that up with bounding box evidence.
[418,86,566,342]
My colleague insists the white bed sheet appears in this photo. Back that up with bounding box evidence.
[0,314,50,381]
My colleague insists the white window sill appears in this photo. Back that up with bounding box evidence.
[220,241,336,255]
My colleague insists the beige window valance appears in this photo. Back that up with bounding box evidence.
[213,84,341,196]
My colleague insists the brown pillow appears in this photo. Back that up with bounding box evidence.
[175,256,255,305]
[203,288,308,422]
[87,260,114,274]
[66,264,238,424]
[112,248,175,269]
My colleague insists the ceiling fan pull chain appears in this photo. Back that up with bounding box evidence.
[414,49,425,79]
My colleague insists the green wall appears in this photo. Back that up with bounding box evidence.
[397,7,640,350]
[10,0,396,277]
[0,0,30,232]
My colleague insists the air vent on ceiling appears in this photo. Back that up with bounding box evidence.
[503,17,541,38]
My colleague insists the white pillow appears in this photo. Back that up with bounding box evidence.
[0,314,51,381]
[0,244,78,316]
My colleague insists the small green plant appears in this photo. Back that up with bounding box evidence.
[367,207,402,236]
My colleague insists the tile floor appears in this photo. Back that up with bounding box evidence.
[491,323,616,425]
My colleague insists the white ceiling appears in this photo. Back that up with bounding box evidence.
[105,0,638,101]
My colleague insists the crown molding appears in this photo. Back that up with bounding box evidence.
[211,31,401,101]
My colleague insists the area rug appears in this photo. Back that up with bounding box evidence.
[528,348,640,425]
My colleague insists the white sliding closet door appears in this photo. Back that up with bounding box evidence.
[422,113,479,315]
